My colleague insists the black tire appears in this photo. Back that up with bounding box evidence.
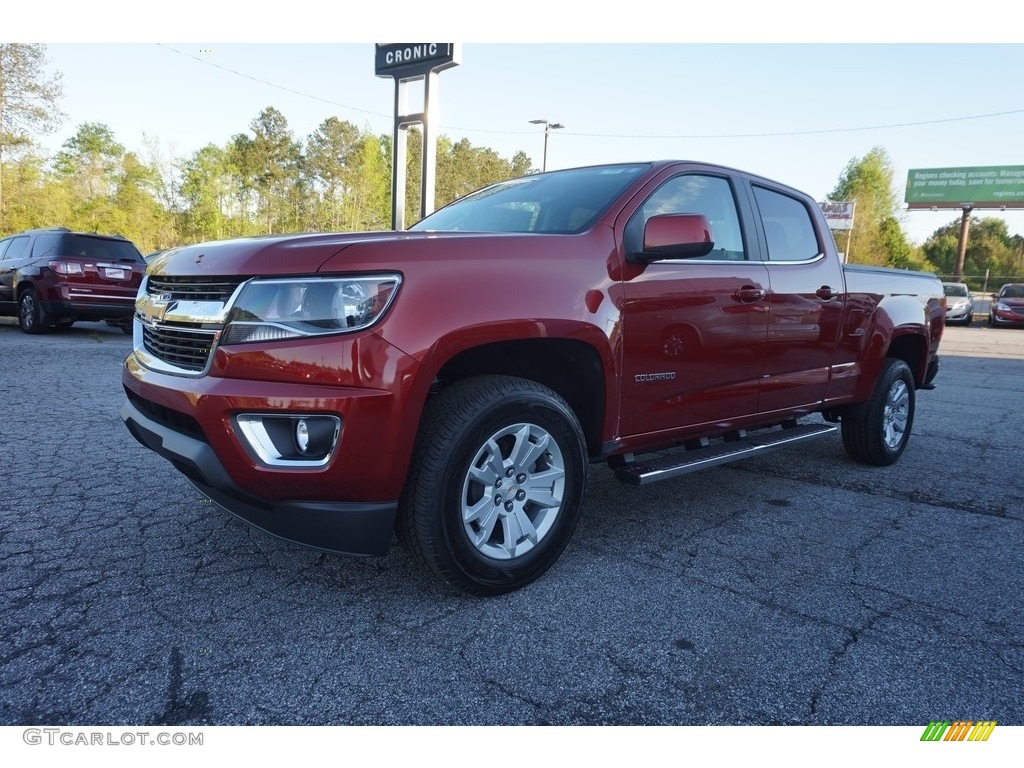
[841,358,915,466]
[18,289,50,334]
[397,375,588,596]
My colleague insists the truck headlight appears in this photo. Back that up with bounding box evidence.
[221,275,401,345]
[995,302,1010,312]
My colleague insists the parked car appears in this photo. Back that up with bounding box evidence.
[941,282,974,326]
[989,283,1024,327]
[0,227,146,334]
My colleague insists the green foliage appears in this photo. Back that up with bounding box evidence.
[55,122,125,202]
[0,98,538,247]
[178,144,231,242]
[922,216,1024,284]
[829,146,922,269]
[306,116,362,230]
[0,43,65,229]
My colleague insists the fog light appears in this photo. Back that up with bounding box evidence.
[235,414,341,467]
[296,419,310,453]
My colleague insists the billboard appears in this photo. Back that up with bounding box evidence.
[905,166,1024,209]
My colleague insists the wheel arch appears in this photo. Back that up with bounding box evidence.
[433,338,607,458]
[16,277,36,299]
[885,331,929,387]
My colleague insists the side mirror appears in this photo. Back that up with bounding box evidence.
[631,213,715,263]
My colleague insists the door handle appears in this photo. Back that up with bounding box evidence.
[733,287,766,302]
[816,285,835,300]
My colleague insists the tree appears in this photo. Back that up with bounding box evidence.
[54,122,126,231]
[306,117,361,230]
[179,144,232,242]
[247,107,303,233]
[54,122,125,199]
[829,147,913,268]
[0,44,64,231]
[110,152,176,251]
[346,132,390,230]
[510,150,532,177]
[0,152,72,232]
[923,217,1023,284]
[226,132,258,233]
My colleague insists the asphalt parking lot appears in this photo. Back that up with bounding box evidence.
[1,320,1022,726]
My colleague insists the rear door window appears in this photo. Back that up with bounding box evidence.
[752,185,822,262]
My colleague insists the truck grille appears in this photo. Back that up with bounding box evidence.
[137,275,249,374]
[142,323,218,372]
[147,275,246,302]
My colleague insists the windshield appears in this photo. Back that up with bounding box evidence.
[1000,284,1024,299]
[943,284,968,297]
[410,164,650,234]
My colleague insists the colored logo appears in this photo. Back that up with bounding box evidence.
[920,721,997,742]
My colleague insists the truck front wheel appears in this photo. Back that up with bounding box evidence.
[397,375,588,595]
[841,358,916,466]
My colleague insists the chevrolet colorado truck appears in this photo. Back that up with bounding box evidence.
[121,161,943,595]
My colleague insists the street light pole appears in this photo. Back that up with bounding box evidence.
[528,119,564,172]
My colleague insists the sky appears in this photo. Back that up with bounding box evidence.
[7,2,1024,246]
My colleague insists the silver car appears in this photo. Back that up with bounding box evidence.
[942,282,974,326]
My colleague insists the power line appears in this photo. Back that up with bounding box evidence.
[156,44,1024,140]
[155,44,391,121]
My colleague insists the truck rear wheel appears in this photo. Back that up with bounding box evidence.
[841,358,915,466]
[397,375,588,595]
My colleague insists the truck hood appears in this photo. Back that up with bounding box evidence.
[146,231,444,277]
[147,230,584,277]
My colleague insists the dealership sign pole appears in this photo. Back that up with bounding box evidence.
[376,43,461,231]
[905,166,1024,281]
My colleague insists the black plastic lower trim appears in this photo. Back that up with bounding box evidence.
[42,299,134,321]
[120,399,397,557]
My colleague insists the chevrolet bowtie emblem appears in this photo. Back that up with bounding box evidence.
[142,297,175,325]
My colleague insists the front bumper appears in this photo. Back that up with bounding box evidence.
[991,307,1024,326]
[944,305,972,323]
[121,398,397,556]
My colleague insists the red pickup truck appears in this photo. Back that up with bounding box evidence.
[121,161,943,594]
